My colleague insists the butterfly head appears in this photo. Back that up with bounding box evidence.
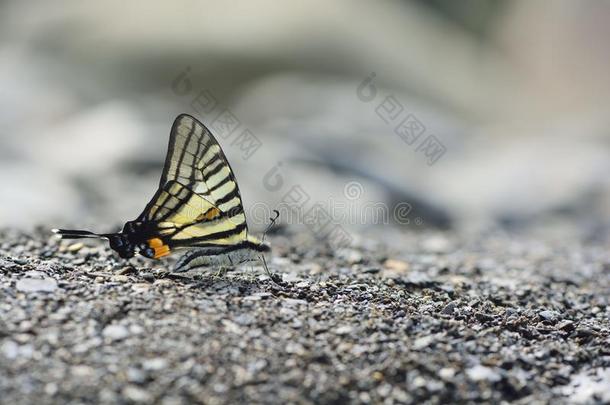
[107,233,135,259]
[115,221,170,260]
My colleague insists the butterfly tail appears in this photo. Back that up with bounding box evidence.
[52,229,106,240]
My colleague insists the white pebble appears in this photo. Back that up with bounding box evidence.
[16,278,57,293]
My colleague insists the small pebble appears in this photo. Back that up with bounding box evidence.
[131,283,150,293]
[102,325,129,341]
[111,275,130,283]
[539,310,560,322]
[335,325,353,335]
[67,242,84,253]
[467,365,501,382]
[16,278,57,293]
[383,259,409,272]
[118,266,136,275]
[143,358,168,371]
[441,302,456,315]
[122,385,152,403]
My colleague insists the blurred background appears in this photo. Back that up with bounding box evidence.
[1,0,609,244]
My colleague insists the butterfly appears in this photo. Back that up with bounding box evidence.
[54,114,277,275]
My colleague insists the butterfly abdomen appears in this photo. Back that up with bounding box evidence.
[246,236,270,253]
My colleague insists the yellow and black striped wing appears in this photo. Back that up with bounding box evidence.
[137,114,248,252]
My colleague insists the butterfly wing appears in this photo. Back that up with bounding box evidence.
[137,114,249,253]
[148,114,245,219]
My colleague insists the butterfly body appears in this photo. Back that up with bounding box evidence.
[54,114,272,273]
[104,220,169,260]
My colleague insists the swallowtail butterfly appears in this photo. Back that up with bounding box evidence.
[54,114,275,274]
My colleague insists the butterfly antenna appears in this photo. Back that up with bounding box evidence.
[261,209,280,244]
[259,254,279,285]
[52,229,106,240]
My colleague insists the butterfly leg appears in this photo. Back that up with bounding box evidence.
[259,255,281,284]
[242,265,256,284]
[213,266,229,278]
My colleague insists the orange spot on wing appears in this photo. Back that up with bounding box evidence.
[148,238,170,259]
[148,238,164,248]
[153,245,171,259]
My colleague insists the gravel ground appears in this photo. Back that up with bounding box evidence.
[0,227,609,404]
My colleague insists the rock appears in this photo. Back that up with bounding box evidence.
[67,242,84,252]
[122,385,152,403]
[557,320,575,331]
[143,358,168,371]
[335,325,354,335]
[129,325,144,335]
[282,273,301,283]
[306,263,324,275]
[234,314,255,326]
[71,365,95,378]
[131,283,150,293]
[383,259,409,272]
[539,310,560,322]
[421,235,451,253]
[362,267,381,274]
[111,275,130,283]
[16,278,57,293]
[1,340,19,359]
[126,368,146,384]
[285,342,306,355]
[282,298,308,307]
[392,387,410,402]
[339,249,363,264]
[118,266,136,275]
[441,302,457,315]
[44,383,58,396]
[412,335,434,350]
[372,371,384,381]
[102,324,129,341]
[575,326,594,337]
[467,365,501,382]
[221,320,243,334]
[154,279,173,288]
[438,368,455,380]
[1,341,32,360]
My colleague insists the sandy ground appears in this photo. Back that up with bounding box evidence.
[0,227,608,404]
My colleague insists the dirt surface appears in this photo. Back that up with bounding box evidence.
[0,228,609,404]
